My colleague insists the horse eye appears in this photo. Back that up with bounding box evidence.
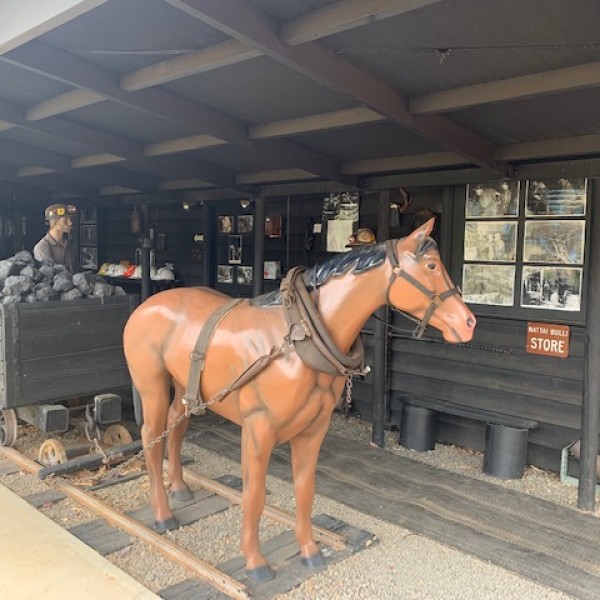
[426,262,436,270]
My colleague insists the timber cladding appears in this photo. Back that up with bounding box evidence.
[0,296,137,409]
[387,315,586,472]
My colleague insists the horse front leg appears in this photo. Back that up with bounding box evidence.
[240,412,277,581]
[166,381,193,501]
[289,418,331,568]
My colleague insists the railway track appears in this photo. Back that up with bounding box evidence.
[0,444,372,599]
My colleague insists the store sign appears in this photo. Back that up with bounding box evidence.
[526,322,570,358]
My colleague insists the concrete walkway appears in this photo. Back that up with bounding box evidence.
[0,484,157,600]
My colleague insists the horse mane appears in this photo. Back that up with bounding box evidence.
[252,242,387,307]
[251,236,437,307]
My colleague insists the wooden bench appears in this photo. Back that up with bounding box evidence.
[398,396,538,479]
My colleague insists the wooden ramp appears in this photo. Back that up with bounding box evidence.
[188,415,600,600]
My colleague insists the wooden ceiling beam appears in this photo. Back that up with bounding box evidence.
[232,133,600,183]
[0,97,235,189]
[282,0,446,46]
[145,134,226,156]
[250,106,385,139]
[0,0,107,54]
[411,61,600,115]
[3,42,349,184]
[166,0,511,178]
[120,39,261,91]
[26,89,106,120]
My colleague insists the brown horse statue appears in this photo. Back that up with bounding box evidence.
[123,219,476,580]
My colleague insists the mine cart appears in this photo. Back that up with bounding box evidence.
[0,295,137,448]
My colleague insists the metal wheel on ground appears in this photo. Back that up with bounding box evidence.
[103,424,133,447]
[38,438,68,466]
[0,409,18,447]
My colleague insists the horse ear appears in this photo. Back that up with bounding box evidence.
[409,217,435,243]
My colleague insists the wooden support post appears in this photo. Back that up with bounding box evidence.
[371,190,391,447]
[579,180,600,511]
[140,204,151,302]
[253,197,265,297]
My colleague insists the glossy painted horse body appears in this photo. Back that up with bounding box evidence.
[123,219,476,579]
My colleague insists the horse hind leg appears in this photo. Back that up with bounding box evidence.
[166,380,193,502]
[136,368,177,533]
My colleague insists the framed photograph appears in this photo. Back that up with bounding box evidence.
[464,221,517,262]
[236,265,253,285]
[523,220,585,264]
[237,214,254,234]
[80,206,97,224]
[81,224,97,246]
[218,215,234,234]
[263,260,281,280]
[228,235,242,264]
[80,246,98,270]
[466,181,519,218]
[265,215,282,238]
[521,266,582,311]
[462,264,515,306]
[526,178,587,216]
[217,265,233,284]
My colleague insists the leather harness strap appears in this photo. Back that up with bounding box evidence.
[181,298,243,414]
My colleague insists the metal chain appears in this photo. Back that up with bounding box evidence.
[343,375,353,418]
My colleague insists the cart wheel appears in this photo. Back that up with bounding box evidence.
[0,409,18,447]
[103,424,133,447]
[38,439,68,467]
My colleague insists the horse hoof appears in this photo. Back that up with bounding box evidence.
[245,565,275,581]
[153,517,179,533]
[170,486,194,502]
[300,552,326,568]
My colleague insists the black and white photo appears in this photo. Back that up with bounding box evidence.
[237,214,254,233]
[80,206,97,224]
[228,235,242,264]
[236,265,253,285]
[526,178,587,217]
[218,215,234,234]
[217,265,233,284]
[523,220,585,264]
[462,264,515,306]
[81,224,97,246]
[466,181,519,218]
[464,221,517,262]
[80,246,97,270]
[521,266,582,311]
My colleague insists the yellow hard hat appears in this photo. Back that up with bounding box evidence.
[346,228,376,247]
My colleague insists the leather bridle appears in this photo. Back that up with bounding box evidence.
[385,239,462,339]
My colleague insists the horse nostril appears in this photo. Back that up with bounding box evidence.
[467,317,476,329]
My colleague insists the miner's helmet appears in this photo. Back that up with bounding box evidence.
[45,203,77,223]
[345,227,376,248]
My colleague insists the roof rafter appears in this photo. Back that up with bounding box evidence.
[2,42,349,185]
[281,0,447,46]
[411,61,600,114]
[165,0,512,177]
[0,97,235,189]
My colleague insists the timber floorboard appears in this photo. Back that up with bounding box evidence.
[188,414,600,600]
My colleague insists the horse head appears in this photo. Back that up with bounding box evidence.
[386,218,476,343]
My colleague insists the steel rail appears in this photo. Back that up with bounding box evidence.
[1,446,250,600]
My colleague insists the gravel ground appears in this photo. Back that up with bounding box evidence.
[1,414,595,599]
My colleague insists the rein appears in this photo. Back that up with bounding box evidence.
[384,239,461,339]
